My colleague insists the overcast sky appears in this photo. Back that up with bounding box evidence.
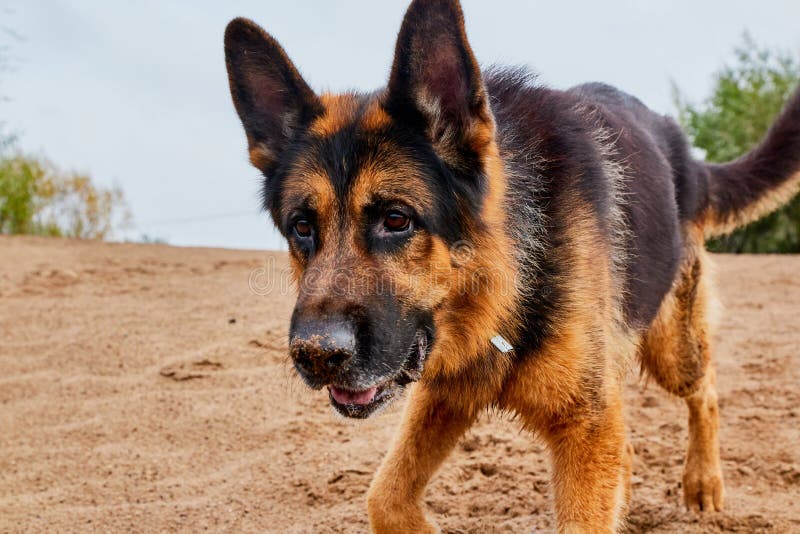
[2,1,799,250]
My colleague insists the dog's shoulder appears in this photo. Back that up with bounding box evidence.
[487,68,692,329]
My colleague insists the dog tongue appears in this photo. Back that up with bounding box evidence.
[329,385,378,405]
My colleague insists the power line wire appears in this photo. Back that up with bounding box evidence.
[136,210,258,227]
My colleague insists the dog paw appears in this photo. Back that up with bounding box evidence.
[367,495,439,534]
[369,510,439,534]
[682,463,724,512]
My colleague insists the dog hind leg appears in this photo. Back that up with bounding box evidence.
[638,244,724,512]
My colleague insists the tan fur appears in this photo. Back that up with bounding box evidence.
[282,94,728,533]
[309,93,360,137]
[280,170,337,276]
[423,137,520,388]
[368,384,475,533]
[347,111,522,413]
[348,160,437,218]
[248,142,275,171]
[368,170,723,532]
[638,224,724,512]
[704,169,800,237]
[225,8,792,531]
[361,98,392,131]
[247,19,728,532]
[498,199,637,532]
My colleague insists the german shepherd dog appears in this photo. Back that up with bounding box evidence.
[224,0,800,531]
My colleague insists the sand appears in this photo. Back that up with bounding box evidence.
[1,235,798,533]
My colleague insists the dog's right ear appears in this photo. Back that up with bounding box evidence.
[224,18,322,173]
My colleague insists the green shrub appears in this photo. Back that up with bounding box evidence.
[0,154,130,239]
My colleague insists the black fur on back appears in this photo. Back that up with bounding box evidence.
[486,66,800,332]
[486,67,705,331]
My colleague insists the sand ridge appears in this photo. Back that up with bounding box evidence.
[1,236,798,532]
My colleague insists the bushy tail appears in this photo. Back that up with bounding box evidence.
[701,87,800,237]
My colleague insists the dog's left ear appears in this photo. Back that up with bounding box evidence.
[386,0,493,161]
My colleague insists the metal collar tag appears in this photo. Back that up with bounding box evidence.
[490,334,513,353]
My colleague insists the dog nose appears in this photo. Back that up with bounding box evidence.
[290,316,357,377]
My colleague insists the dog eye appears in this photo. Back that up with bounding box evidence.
[294,219,312,238]
[384,210,411,232]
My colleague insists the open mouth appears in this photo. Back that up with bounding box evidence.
[327,330,430,419]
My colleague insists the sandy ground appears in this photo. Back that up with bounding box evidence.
[1,235,798,533]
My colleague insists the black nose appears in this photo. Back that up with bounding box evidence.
[290,316,357,379]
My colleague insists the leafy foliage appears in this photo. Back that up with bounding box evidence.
[0,155,37,234]
[0,37,130,241]
[0,154,131,239]
[675,34,800,253]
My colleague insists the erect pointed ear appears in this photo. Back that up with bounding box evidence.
[385,0,493,161]
[224,18,322,172]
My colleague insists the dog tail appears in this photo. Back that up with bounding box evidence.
[699,87,800,237]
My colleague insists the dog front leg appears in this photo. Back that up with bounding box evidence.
[543,394,631,534]
[367,383,475,533]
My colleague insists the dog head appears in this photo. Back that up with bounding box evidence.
[225,0,511,418]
